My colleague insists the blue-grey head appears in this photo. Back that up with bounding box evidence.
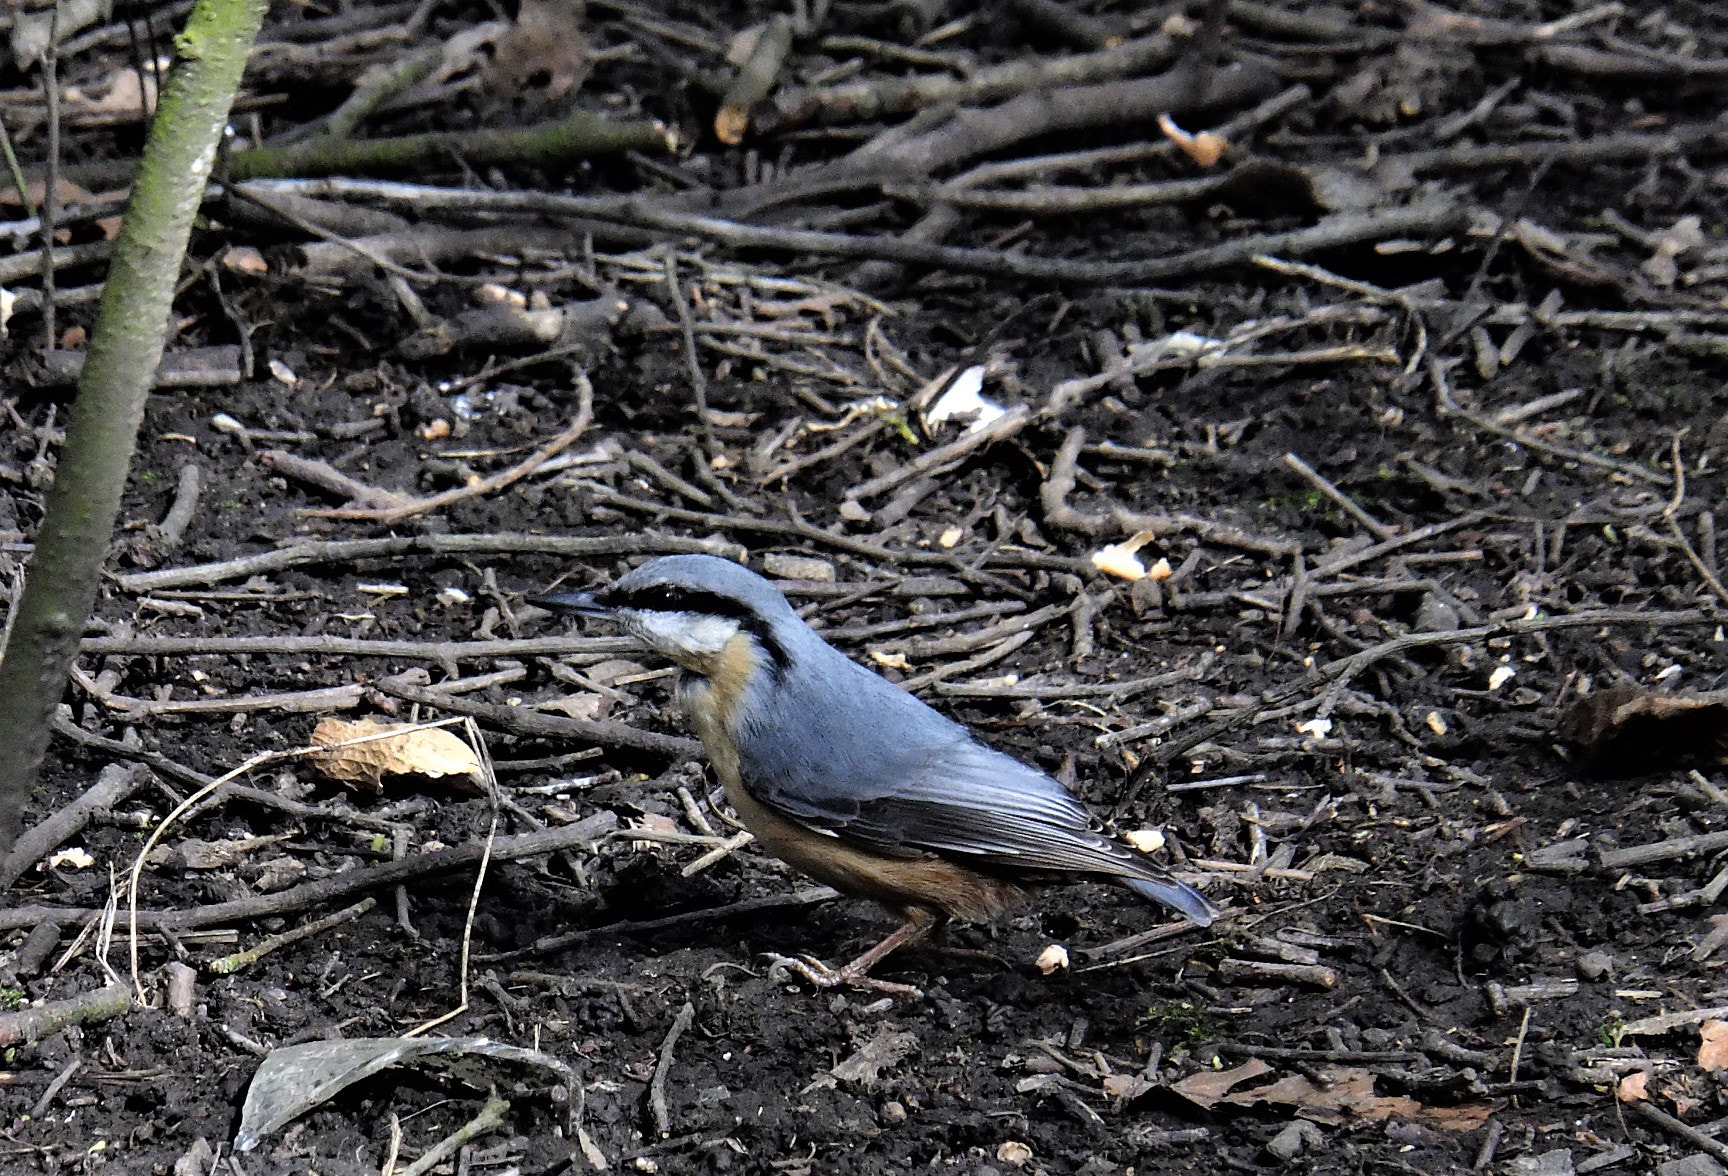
[531,554,802,675]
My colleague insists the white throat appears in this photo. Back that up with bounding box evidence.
[622,610,742,662]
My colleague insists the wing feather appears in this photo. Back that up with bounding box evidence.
[734,654,1153,879]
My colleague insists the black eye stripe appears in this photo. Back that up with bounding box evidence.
[603,583,791,678]
[605,586,750,618]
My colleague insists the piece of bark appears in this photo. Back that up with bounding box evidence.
[1558,686,1728,775]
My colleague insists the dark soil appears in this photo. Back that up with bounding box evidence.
[6,2,1728,1174]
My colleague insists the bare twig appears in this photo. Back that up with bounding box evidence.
[649,1002,697,1138]
[663,254,717,456]
[114,531,733,593]
[844,405,1032,502]
[372,677,701,759]
[207,896,377,974]
[307,373,595,522]
[1632,1102,1728,1166]
[0,763,148,890]
[398,1096,510,1176]
[0,814,622,936]
[0,982,130,1047]
[1281,452,1396,541]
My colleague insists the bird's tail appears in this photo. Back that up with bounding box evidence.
[1122,874,1219,928]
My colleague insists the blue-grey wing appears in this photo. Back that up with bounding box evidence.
[734,661,1151,877]
[729,647,1216,924]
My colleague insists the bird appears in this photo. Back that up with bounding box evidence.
[533,554,1216,996]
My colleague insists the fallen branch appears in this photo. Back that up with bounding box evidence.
[113,531,735,594]
[244,176,1464,289]
[34,345,243,389]
[758,30,1178,134]
[648,1002,696,1138]
[582,199,1469,288]
[80,633,631,662]
[0,815,621,933]
[1043,427,1299,556]
[226,110,673,180]
[0,982,132,1047]
[208,896,378,974]
[372,677,702,760]
[0,762,150,891]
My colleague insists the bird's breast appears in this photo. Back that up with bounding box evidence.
[680,632,760,785]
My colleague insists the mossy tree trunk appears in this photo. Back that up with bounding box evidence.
[0,0,269,860]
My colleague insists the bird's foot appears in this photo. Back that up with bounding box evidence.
[763,952,923,1000]
[920,942,1009,970]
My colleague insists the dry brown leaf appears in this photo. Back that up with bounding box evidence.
[803,1026,918,1091]
[582,658,647,685]
[1219,1065,1491,1130]
[1170,1059,1274,1107]
[1507,218,1621,288]
[1221,1066,1418,1125]
[1642,215,1705,288]
[1420,1104,1499,1131]
[1701,1021,1728,1072]
[536,693,604,721]
[149,834,291,870]
[1101,1073,1156,1101]
[311,718,483,793]
[1178,1062,1491,1130]
[0,176,98,208]
[251,855,308,892]
[1557,686,1728,773]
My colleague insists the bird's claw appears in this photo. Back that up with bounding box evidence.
[763,952,922,999]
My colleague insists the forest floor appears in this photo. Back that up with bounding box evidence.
[5,1,1728,1174]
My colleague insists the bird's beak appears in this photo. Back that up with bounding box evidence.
[528,591,613,619]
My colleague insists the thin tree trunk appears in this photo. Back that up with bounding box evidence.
[0,0,270,860]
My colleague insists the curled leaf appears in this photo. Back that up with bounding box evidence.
[311,718,482,793]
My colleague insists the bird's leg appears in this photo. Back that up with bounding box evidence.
[765,909,941,999]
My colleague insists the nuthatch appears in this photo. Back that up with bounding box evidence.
[535,554,1216,996]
